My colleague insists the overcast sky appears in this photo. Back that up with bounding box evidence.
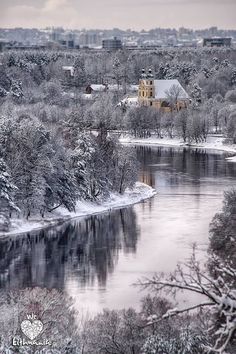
[0,0,236,30]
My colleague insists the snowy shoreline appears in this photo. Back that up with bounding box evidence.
[2,135,235,238]
[0,182,156,238]
[120,134,236,158]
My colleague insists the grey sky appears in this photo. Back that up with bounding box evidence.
[0,0,236,30]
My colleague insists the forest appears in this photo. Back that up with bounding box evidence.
[0,47,236,353]
[0,47,236,233]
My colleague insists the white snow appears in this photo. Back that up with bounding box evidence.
[226,155,236,163]
[0,182,156,238]
[81,93,93,100]
[120,134,236,159]
[62,66,74,76]
[129,85,139,92]
[118,96,139,107]
[90,84,106,92]
[121,135,183,147]
[153,79,189,99]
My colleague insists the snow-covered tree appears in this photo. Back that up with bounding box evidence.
[81,308,145,354]
[190,83,202,106]
[0,158,19,231]
[70,133,97,200]
[139,244,236,354]
[0,287,80,353]
[10,80,24,100]
[0,86,8,98]
[165,84,185,110]
[225,89,236,104]
[143,327,205,354]
[226,110,236,144]
[210,189,236,270]
[87,93,115,140]
[41,79,63,106]
[175,109,188,142]
[73,56,87,88]
[108,145,138,194]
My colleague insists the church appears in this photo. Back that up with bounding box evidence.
[138,69,189,112]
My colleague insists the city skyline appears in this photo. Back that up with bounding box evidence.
[0,0,236,31]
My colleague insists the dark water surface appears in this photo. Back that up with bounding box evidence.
[0,146,235,313]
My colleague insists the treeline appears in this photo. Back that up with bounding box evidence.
[0,103,137,231]
[1,47,235,143]
[123,88,236,143]
[0,47,236,231]
[1,47,236,90]
[120,50,236,143]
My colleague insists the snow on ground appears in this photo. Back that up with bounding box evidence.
[0,182,156,238]
[118,96,139,107]
[121,135,183,148]
[226,155,236,162]
[120,134,236,157]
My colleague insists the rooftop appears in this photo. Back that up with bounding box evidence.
[153,79,189,100]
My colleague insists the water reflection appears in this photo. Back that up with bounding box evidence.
[136,145,236,191]
[0,146,235,311]
[0,208,139,291]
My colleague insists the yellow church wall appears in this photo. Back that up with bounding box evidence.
[138,78,189,112]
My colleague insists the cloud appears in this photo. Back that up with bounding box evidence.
[0,0,235,29]
[43,0,69,11]
[106,0,235,4]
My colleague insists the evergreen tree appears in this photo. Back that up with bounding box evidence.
[0,158,19,231]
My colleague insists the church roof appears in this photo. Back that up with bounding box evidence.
[154,79,189,100]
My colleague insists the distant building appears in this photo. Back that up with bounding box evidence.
[0,39,9,52]
[102,37,122,50]
[203,37,231,47]
[85,84,107,94]
[50,29,76,49]
[6,43,46,50]
[138,69,189,112]
[62,66,75,78]
[67,40,74,49]
[79,32,101,47]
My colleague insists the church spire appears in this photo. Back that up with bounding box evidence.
[141,68,147,78]
[147,68,154,78]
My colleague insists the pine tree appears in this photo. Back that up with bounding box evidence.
[0,158,19,231]
[73,56,87,88]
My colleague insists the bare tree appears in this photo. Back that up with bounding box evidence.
[138,248,236,354]
[165,84,185,110]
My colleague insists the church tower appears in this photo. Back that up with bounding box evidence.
[139,69,155,106]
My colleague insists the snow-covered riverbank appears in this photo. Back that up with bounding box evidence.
[2,135,235,238]
[226,156,236,162]
[120,134,236,157]
[0,182,156,238]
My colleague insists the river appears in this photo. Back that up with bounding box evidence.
[0,145,235,314]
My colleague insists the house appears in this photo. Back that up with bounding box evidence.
[85,84,108,94]
[62,66,75,78]
[138,69,189,112]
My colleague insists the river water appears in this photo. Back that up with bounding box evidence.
[0,145,235,313]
